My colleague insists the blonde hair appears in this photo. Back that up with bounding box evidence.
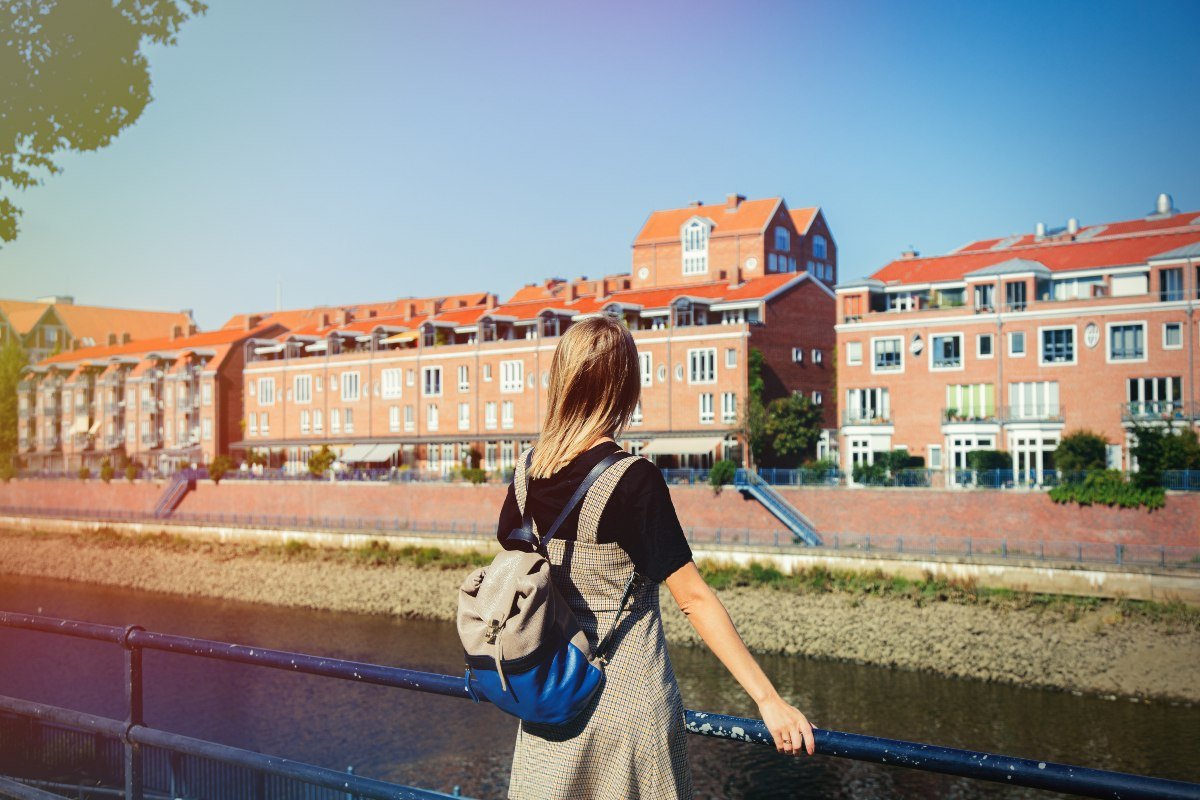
[528,315,641,479]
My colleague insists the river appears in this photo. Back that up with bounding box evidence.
[0,575,1196,799]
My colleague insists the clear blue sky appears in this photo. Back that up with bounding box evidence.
[2,0,1198,330]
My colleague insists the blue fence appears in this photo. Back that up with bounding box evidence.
[1,611,1196,800]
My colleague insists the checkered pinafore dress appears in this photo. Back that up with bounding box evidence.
[508,447,693,800]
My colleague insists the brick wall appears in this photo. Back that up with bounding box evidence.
[0,480,164,514]
[778,486,1200,547]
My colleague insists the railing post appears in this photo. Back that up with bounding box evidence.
[1002,539,1007,559]
[1116,544,1124,565]
[1161,546,1166,568]
[122,625,145,800]
[1077,542,1083,563]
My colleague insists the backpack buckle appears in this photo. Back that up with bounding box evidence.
[484,620,502,644]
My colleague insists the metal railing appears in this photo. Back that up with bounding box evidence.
[842,410,892,425]
[941,407,998,424]
[1,611,1195,800]
[734,469,821,546]
[1121,400,1199,422]
[1000,403,1066,422]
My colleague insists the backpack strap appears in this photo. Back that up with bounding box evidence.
[576,454,641,544]
[505,448,633,551]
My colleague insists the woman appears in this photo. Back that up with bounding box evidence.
[496,315,815,800]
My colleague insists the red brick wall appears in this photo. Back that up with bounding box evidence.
[777,486,1200,547]
[751,278,838,427]
[0,480,164,514]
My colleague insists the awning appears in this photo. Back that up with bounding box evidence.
[253,343,285,355]
[70,417,89,434]
[88,419,102,435]
[381,331,418,345]
[339,444,376,463]
[640,436,725,456]
[361,444,400,463]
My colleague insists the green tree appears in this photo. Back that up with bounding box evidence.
[1130,424,1200,489]
[742,348,768,467]
[307,445,336,478]
[763,393,824,465]
[208,454,233,485]
[0,0,206,243]
[99,456,114,483]
[965,449,1012,471]
[0,338,28,463]
[708,459,737,495]
[1055,430,1108,473]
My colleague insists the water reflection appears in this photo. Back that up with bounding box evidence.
[0,575,1195,799]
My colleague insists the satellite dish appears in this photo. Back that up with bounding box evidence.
[745,257,758,272]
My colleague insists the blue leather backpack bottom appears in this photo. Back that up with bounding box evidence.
[466,637,605,726]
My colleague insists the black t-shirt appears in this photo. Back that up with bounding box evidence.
[495,441,694,584]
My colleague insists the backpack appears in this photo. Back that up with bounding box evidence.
[457,448,641,725]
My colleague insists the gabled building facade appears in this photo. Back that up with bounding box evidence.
[835,194,1200,482]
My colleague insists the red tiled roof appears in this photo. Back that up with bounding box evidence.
[37,324,280,369]
[431,305,492,326]
[953,212,1200,254]
[789,207,818,234]
[0,299,192,345]
[634,198,781,245]
[871,229,1200,285]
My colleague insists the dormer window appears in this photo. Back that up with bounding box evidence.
[673,298,708,327]
[422,323,436,347]
[775,227,790,252]
[480,318,497,343]
[540,312,560,338]
[681,218,710,276]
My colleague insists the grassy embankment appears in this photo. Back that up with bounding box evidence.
[20,526,1197,631]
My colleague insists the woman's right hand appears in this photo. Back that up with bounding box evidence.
[757,694,816,756]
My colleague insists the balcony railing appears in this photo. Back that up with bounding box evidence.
[140,400,160,414]
[1121,400,1198,422]
[104,435,125,449]
[44,435,60,449]
[71,432,93,449]
[105,402,123,415]
[1001,404,1066,423]
[941,407,998,424]
[140,434,161,447]
[18,408,30,419]
[842,409,892,425]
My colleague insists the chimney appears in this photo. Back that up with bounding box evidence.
[319,312,331,328]
[900,247,920,260]
[367,309,377,318]
[484,293,498,309]
[121,332,132,343]
[245,313,263,331]
[688,200,704,207]
[1035,222,1046,238]
[1067,217,1079,235]
[170,325,183,340]
[340,309,353,326]
[425,298,442,316]
[186,322,198,336]
[405,301,418,318]
[726,193,745,210]
[107,331,117,346]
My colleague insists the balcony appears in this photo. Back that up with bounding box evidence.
[942,407,999,424]
[104,435,125,449]
[18,408,31,419]
[141,400,160,414]
[45,434,60,449]
[1121,401,1198,422]
[74,400,90,414]
[72,432,93,449]
[1002,404,1066,423]
[842,409,892,426]
[140,434,162,447]
[105,402,123,415]
[42,402,60,417]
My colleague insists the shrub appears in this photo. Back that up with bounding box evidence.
[307,445,336,478]
[99,457,114,483]
[208,454,234,485]
[124,463,139,482]
[461,467,487,485]
[77,465,91,480]
[852,460,889,485]
[1130,425,1200,489]
[965,449,1012,471]
[1055,430,1108,473]
[800,457,838,473]
[709,459,737,494]
[0,461,15,483]
[1049,470,1165,510]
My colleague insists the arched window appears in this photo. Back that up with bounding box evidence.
[775,227,790,252]
[813,235,828,260]
[681,219,710,276]
[674,298,694,327]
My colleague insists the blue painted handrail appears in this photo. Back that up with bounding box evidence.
[734,468,822,545]
[1,611,1196,799]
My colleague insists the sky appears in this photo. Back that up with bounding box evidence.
[2,0,1199,331]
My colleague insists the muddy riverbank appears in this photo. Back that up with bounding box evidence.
[1,527,1197,704]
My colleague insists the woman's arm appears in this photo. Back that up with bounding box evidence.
[664,561,815,756]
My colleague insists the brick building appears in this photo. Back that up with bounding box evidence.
[238,194,837,473]
[18,316,295,473]
[835,194,1200,482]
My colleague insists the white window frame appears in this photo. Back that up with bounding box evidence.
[293,374,312,404]
[422,366,442,397]
[485,401,497,430]
[630,400,643,426]
[426,404,439,431]
[458,402,470,430]
[930,332,965,372]
[340,371,361,402]
[202,382,213,406]
[640,352,652,387]
[791,347,804,364]
[687,348,716,384]
[976,333,994,359]
[846,341,863,366]
[202,418,213,441]
[699,393,714,424]
[1007,331,1026,358]
[812,391,823,405]
[257,377,275,406]
[482,363,493,382]
[403,405,414,432]
[721,392,737,424]
[725,348,737,369]
[381,368,402,399]
[1105,321,1147,364]
[870,336,904,374]
[1163,322,1183,350]
[500,360,524,394]
[300,409,310,434]
[329,408,340,433]
[458,365,470,392]
[406,368,415,387]
[388,405,400,433]
[313,408,323,433]
[501,400,514,430]
[1038,325,1077,366]
[681,218,710,276]
[344,407,354,433]
[811,349,823,364]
